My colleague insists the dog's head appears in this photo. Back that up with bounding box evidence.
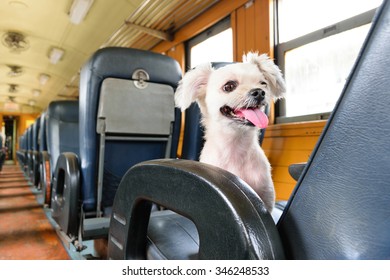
[175,52,286,129]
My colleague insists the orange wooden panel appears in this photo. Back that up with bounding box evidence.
[275,182,296,201]
[263,136,320,151]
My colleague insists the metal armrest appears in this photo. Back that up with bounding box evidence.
[108,159,285,260]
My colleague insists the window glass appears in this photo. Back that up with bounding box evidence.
[284,24,370,117]
[278,0,382,42]
[190,28,233,68]
[276,0,382,121]
[187,17,232,69]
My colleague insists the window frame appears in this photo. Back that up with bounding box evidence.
[274,4,377,124]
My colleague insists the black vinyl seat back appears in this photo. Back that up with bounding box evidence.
[78,47,182,213]
[46,100,80,176]
[277,0,390,259]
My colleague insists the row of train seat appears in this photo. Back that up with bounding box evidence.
[17,0,389,259]
[18,47,184,253]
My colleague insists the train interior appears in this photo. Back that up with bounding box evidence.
[0,0,389,261]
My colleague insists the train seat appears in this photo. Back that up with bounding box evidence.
[0,134,5,171]
[25,125,33,179]
[16,133,26,170]
[38,111,51,205]
[46,100,80,231]
[107,0,390,259]
[51,47,182,249]
[31,116,41,188]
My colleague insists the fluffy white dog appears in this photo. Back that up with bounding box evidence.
[175,52,286,212]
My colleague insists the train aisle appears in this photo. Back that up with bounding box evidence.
[0,161,69,260]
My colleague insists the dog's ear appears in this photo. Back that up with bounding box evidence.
[175,63,213,111]
[243,52,286,99]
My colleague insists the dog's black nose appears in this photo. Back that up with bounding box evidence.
[249,88,265,102]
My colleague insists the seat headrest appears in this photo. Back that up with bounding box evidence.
[47,100,79,123]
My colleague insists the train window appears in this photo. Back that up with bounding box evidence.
[187,17,233,69]
[275,0,382,122]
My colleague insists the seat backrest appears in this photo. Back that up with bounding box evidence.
[46,100,79,175]
[27,125,33,152]
[79,47,182,212]
[39,111,47,153]
[32,116,41,152]
[278,0,390,259]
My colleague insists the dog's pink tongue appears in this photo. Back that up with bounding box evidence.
[235,108,269,128]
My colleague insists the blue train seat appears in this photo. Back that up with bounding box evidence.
[25,125,33,179]
[107,0,390,259]
[31,116,41,188]
[16,133,26,170]
[38,111,51,204]
[0,134,5,171]
[51,47,182,249]
[45,100,79,213]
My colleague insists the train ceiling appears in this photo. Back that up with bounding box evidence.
[0,0,219,114]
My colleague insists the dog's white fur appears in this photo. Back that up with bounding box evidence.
[175,52,286,212]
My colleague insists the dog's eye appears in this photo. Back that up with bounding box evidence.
[223,81,237,93]
[261,81,267,87]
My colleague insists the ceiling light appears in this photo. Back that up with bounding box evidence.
[28,100,36,106]
[4,96,19,111]
[48,47,64,64]
[69,0,94,25]
[39,73,50,85]
[32,89,41,97]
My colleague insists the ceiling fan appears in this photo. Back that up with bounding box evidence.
[2,31,29,53]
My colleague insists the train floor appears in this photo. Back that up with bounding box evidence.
[0,161,109,260]
[0,161,70,259]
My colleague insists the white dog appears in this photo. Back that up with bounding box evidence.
[175,52,286,212]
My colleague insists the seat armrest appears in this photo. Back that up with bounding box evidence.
[108,159,285,260]
[51,152,80,237]
[288,162,307,181]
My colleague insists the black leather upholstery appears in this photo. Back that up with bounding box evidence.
[277,0,390,259]
[108,159,284,260]
[78,47,182,212]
